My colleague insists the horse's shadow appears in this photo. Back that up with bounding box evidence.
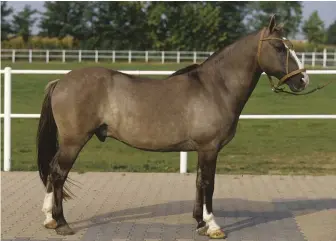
[68,197,335,239]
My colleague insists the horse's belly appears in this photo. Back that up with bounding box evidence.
[104,83,190,151]
[106,113,190,151]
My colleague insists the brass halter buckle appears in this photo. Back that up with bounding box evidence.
[257,28,330,95]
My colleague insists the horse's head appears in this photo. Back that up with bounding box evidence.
[257,15,309,92]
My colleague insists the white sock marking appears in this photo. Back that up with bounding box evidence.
[203,204,221,232]
[42,192,54,225]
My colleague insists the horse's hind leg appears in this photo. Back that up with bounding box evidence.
[50,134,91,235]
[42,177,56,228]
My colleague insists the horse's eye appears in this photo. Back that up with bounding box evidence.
[275,44,284,51]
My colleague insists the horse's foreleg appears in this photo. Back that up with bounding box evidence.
[193,158,206,233]
[196,150,226,239]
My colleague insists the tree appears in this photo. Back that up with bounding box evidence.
[39,2,92,46]
[151,2,225,50]
[108,1,149,49]
[247,1,303,38]
[86,1,150,50]
[12,5,38,44]
[302,11,326,45]
[1,1,14,40]
[326,20,336,45]
[210,1,248,46]
[145,2,248,50]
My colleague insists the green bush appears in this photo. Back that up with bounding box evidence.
[1,36,75,49]
[292,40,336,52]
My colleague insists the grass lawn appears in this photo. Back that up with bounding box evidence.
[1,62,336,175]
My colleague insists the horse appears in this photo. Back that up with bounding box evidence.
[36,15,309,239]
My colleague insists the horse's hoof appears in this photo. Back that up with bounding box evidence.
[208,229,227,239]
[56,224,74,235]
[196,223,209,236]
[44,219,57,229]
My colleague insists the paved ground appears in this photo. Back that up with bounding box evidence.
[1,172,335,241]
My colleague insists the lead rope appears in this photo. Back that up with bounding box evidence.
[271,80,331,96]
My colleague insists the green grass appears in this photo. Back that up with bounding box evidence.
[1,62,336,175]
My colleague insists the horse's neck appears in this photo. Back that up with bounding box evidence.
[201,32,263,116]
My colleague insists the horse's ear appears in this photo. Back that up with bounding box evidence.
[268,14,276,33]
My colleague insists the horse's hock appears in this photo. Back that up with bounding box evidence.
[1,172,335,241]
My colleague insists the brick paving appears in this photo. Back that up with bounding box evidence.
[1,172,335,241]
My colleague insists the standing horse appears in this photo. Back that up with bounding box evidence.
[37,15,309,238]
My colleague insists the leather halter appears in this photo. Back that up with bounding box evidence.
[257,28,306,91]
[256,28,330,95]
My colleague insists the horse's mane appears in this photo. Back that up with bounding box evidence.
[168,28,275,77]
[202,30,261,65]
[169,64,200,77]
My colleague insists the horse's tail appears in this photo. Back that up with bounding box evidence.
[36,79,63,190]
[37,79,59,188]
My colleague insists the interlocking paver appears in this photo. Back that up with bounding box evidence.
[1,172,335,241]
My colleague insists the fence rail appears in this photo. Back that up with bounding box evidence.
[1,67,336,173]
[1,49,336,67]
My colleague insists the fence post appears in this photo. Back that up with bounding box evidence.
[128,50,132,63]
[62,50,65,63]
[46,50,49,63]
[301,53,305,66]
[29,49,32,63]
[95,50,98,63]
[4,67,12,171]
[79,50,82,63]
[177,51,180,63]
[180,152,187,173]
[193,51,197,63]
[162,51,165,64]
[145,51,148,63]
[323,48,327,67]
[312,52,316,67]
[12,50,15,63]
[112,50,115,63]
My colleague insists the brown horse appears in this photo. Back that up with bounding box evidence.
[37,15,309,238]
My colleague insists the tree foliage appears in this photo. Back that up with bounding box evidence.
[246,1,303,38]
[1,1,14,40]
[326,20,336,45]
[39,1,92,44]
[12,5,38,44]
[302,11,326,45]
[148,2,228,50]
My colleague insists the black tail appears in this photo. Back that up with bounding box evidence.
[37,79,58,187]
[36,79,73,199]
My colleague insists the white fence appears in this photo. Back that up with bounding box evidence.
[1,49,336,67]
[1,67,336,173]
